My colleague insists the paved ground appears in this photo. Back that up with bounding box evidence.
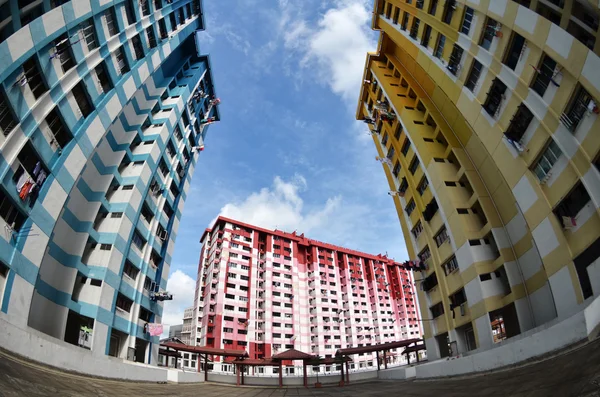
[1,338,600,397]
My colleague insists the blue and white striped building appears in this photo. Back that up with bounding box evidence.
[0,0,218,365]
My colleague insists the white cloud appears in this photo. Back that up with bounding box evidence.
[282,0,376,103]
[218,174,341,233]
[161,270,196,338]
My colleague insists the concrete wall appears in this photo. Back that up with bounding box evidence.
[208,370,378,386]
[167,369,205,383]
[0,311,167,382]
[379,294,600,380]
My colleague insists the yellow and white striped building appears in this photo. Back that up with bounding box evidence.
[356,0,600,360]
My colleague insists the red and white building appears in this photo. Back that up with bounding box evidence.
[189,216,421,375]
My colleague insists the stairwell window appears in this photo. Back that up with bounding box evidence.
[412,221,423,239]
[401,12,410,31]
[95,62,113,94]
[465,59,482,92]
[461,6,474,35]
[79,19,98,51]
[132,231,146,250]
[393,161,401,177]
[532,139,562,182]
[503,33,526,70]
[393,7,400,24]
[401,139,411,155]
[159,19,168,39]
[483,78,507,117]
[417,177,429,195]
[146,26,158,49]
[429,0,438,15]
[0,92,17,137]
[434,34,446,59]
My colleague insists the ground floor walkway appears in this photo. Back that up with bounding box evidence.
[1,338,600,396]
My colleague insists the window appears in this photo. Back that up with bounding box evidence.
[401,139,411,155]
[553,182,590,221]
[419,247,431,262]
[146,26,158,49]
[393,7,400,24]
[140,0,150,16]
[430,302,444,318]
[52,33,75,73]
[0,93,17,137]
[417,177,429,195]
[505,104,534,142]
[393,161,401,177]
[480,17,499,50]
[115,46,130,75]
[401,12,410,31]
[447,44,463,76]
[465,59,482,92]
[0,189,26,230]
[22,57,48,99]
[429,0,438,15]
[461,6,474,34]
[116,293,133,312]
[105,8,119,36]
[382,132,388,146]
[442,0,456,24]
[155,0,162,10]
[421,25,432,47]
[434,34,445,59]
[132,34,145,60]
[434,226,449,247]
[111,212,123,218]
[503,33,526,70]
[95,62,113,94]
[79,19,98,51]
[124,1,136,25]
[132,231,145,250]
[405,200,416,216]
[45,108,71,148]
[483,78,507,117]
[139,306,152,322]
[443,256,459,275]
[531,54,557,97]
[412,221,423,239]
[532,139,562,182]
[100,243,112,251]
[170,12,177,30]
[72,83,94,118]
[561,85,595,133]
[123,260,139,280]
[409,156,420,174]
[158,19,168,39]
[122,184,134,190]
[409,17,420,39]
[416,0,424,10]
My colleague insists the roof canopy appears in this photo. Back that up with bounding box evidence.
[230,358,279,366]
[335,338,423,356]
[403,344,427,354]
[161,342,248,358]
[271,348,314,361]
[158,348,181,358]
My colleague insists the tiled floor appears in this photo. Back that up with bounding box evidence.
[1,338,600,397]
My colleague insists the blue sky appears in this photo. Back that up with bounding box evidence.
[163,0,410,329]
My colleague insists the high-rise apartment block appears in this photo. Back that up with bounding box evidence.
[190,217,421,374]
[0,0,218,366]
[357,0,600,360]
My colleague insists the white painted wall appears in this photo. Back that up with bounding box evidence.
[548,266,579,319]
[529,282,557,325]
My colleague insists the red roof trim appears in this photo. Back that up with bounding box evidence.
[202,216,403,263]
[335,339,423,356]
[161,342,248,357]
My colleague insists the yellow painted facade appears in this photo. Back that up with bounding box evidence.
[357,0,600,359]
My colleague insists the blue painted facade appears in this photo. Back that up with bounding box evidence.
[0,0,218,364]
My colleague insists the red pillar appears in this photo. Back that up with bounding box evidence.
[384,351,388,369]
[376,351,380,371]
[236,364,240,387]
[197,354,201,373]
[279,362,283,388]
[242,366,245,385]
[303,361,307,387]
[340,361,345,385]
[204,354,208,382]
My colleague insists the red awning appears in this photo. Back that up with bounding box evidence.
[230,359,279,366]
[160,342,248,358]
[335,338,423,356]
